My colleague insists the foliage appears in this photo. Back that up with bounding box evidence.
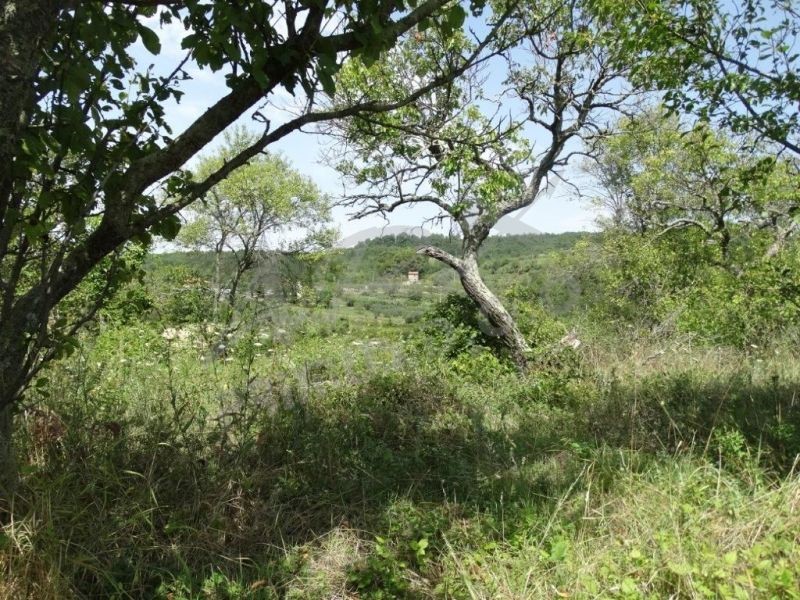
[2,305,800,597]
[178,128,332,325]
[573,230,800,345]
[181,128,332,258]
[588,108,799,262]
[417,292,507,358]
[332,0,635,235]
[5,1,800,595]
[56,242,152,330]
[0,0,479,419]
[147,264,215,326]
[579,110,800,345]
[332,232,589,284]
[326,0,639,363]
[593,0,800,156]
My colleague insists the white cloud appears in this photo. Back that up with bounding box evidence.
[141,13,192,60]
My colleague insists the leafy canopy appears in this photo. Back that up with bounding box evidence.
[181,128,332,256]
[592,0,800,156]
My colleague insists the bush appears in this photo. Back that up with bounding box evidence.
[148,265,215,325]
[572,231,800,347]
[415,293,506,359]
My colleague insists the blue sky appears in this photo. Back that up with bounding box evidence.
[134,11,602,238]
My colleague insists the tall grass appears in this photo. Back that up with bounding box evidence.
[1,316,799,598]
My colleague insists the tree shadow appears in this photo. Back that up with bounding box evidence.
[7,368,800,597]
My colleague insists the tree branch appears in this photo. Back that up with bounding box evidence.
[417,245,464,270]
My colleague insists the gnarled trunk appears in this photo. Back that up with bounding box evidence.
[419,246,530,369]
[0,402,15,507]
[0,334,27,505]
[458,253,530,368]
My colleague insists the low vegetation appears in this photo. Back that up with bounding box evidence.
[2,233,798,599]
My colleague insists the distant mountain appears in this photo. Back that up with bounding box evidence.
[337,225,432,248]
[337,217,540,249]
[491,216,542,236]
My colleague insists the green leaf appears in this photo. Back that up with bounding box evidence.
[138,24,161,55]
[549,538,569,562]
[620,578,638,594]
[252,68,268,89]
[446,5,466,31]
[318,52,339,96]
[152,214,182,240]
[181,33,199,49]
[318,68,336,96]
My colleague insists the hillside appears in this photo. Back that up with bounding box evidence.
[148,232,591,285]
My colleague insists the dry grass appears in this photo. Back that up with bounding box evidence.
[1,324,798,598]
[445,460,800,599]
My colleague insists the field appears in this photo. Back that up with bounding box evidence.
[2,234,799,599]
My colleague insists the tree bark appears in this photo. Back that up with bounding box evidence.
[419,246,530,369]
[0,0,60,201]
[0,401,15,509]
[0,330,27,504]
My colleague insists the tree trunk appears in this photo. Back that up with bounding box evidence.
[1,1,62,505]
[213,244,224,320]
[419,246,530,369]
[0,334,26,505]
[0,401,16,508]
[0,338,24,506]
[0,0,61,201]
[458,253,530,369]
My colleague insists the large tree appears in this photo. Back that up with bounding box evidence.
[0,0,495,498]
[578,109,800,343]
[327,0,637,367]
[178,128,332,329]
[589,109,800,264]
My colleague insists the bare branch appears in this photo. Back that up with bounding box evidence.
[417,245,464,270]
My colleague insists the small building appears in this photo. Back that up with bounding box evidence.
[407,270,420,283]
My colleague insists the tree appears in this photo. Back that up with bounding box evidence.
[579,109,800,343]
[589,109,800,266]
[0,0,488,498]
[178,128,331,328]
[327,0,636,367]
[595,0,800,157]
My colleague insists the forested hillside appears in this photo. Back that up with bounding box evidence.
[149,231,588,286]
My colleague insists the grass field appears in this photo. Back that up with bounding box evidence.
[2,289,798,598]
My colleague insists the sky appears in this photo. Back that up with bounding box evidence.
[133,9,603,239]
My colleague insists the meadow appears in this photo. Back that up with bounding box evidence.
[2,233,798,599]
